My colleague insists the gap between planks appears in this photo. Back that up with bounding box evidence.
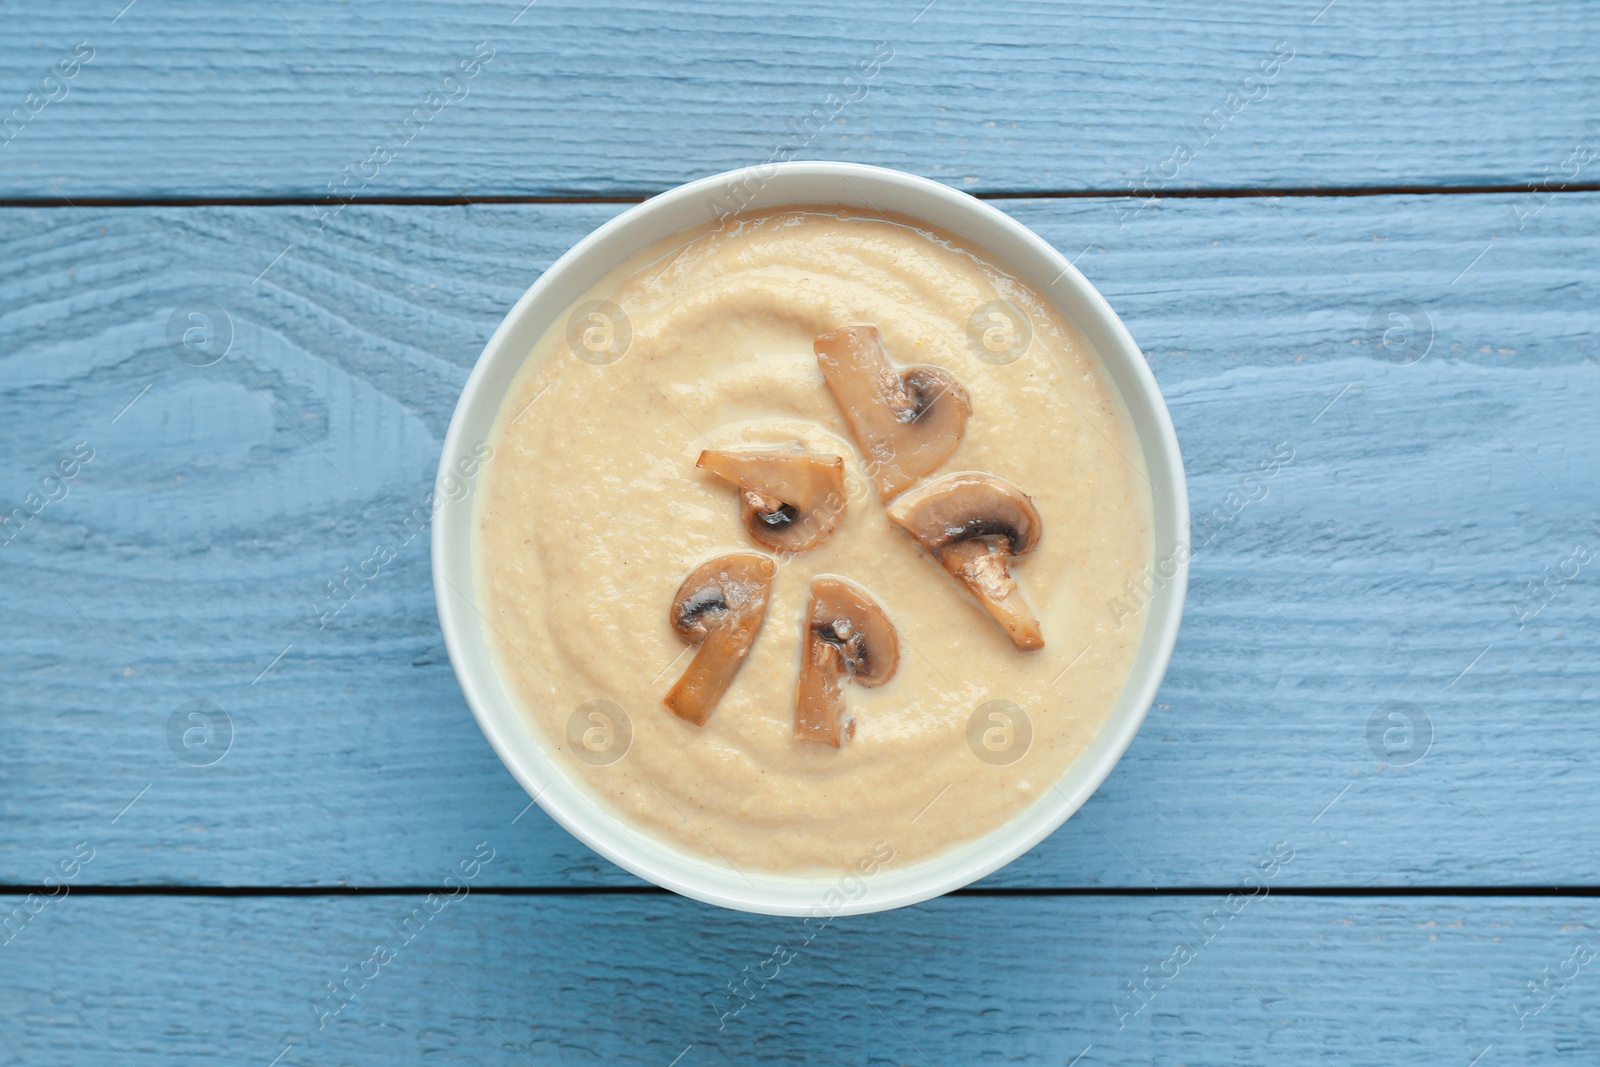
[4,885,1599,898]
[4,181,1600,210]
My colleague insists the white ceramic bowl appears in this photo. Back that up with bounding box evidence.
[433,162,1188,915]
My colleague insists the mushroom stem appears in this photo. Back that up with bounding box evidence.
[937,539,1045,652]
[793,575,900,747]
[794,641,852,747]
[665,624,756,726]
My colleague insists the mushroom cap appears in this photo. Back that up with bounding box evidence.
[696,448,848,553]
[885,471,1042,558]
[814,325,971,501]
[669,551,776,641]
[887,473,1045,651]
[807,574,900,687]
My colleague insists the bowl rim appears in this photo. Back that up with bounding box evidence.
[433,161,1189,915]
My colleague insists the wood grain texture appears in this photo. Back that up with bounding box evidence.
[0,194,1595,890]
[0,1,1596,199]
[4,892,1597,1065]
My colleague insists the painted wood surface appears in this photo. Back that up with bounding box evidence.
[4,891,1596,1065]
[0,1,1597,199]
[4,4,1594,1062]
[3,193,1594,888]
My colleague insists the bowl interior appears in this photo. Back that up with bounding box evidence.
[433,162,1188,916]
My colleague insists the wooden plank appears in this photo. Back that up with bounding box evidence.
[0,193,1595,888]
[0,1,1596,199]
[3,892,1596,1063]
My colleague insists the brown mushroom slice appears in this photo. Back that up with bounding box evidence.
[664,552,776,726]
[814,325,971,501]
[887,472,1046,651]
[795,576,900,747]
[696,448,848,553]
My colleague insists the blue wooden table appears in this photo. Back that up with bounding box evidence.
[3,2,1597,1063]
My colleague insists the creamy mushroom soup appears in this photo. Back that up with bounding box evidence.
[474,208,1153,873]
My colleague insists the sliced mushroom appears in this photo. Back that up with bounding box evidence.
[697,448,848,553]
[814,325,971,501]
[664,552,776,726]
[887,472,1045,651]
[795,576,900,747]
